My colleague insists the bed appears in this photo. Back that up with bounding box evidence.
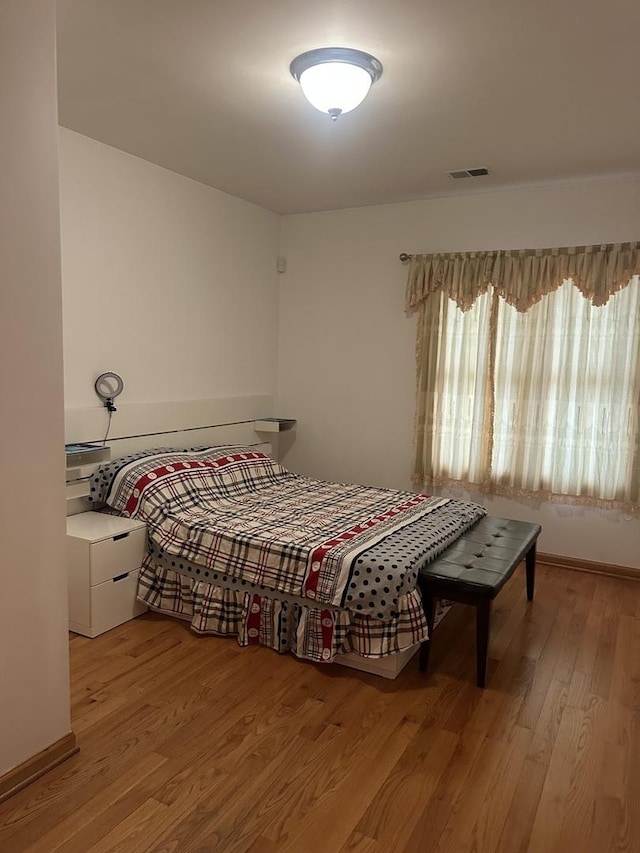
[89,445,487,668]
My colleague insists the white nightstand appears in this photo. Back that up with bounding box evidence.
[66,512,148,637]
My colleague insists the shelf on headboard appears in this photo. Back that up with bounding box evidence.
[65,443,110,467]
[254,418,296,433]
[65,444,110,487]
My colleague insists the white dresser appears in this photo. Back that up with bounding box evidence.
[66,512,148,637]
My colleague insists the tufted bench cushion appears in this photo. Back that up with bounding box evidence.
[418,516,541,687]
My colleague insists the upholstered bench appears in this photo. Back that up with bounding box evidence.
[417,516,542,687]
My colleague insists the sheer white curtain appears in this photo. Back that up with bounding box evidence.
[415,289,494,487]
[410,262,640,512]
[493,278,640,503]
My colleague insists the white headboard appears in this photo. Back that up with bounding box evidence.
[65,394,276,515]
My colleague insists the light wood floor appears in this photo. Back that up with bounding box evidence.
[1,563,639,852]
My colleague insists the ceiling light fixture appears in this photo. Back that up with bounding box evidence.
[290,47,383,121]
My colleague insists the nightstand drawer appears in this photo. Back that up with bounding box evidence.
[69,569,147,638]
[90,569,147,637]
[90,526,147,585]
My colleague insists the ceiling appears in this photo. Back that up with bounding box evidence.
[57,0,640,215]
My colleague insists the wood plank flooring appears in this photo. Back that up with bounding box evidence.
[1,562,639,852]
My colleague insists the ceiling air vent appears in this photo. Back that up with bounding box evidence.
[448,167,490,179]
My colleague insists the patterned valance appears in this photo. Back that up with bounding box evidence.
[406,241,640,312]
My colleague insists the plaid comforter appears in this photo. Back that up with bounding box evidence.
[104,447,486,622]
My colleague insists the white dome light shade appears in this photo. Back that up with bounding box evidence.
[299,62,372,117]
[290,47,383,120]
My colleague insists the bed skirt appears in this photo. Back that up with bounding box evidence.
[137,556,439,663]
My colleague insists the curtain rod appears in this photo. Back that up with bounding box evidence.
[400,242,640,264]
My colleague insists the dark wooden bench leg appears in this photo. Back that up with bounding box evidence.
[419,595,436,672]
[476,599,492,688]
[525,542,536,602]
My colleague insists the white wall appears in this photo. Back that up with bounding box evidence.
[278,176,640,569]
[0,1,71,775]
[59,129,280,409]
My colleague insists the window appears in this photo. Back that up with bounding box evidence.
[407,245,640,512]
